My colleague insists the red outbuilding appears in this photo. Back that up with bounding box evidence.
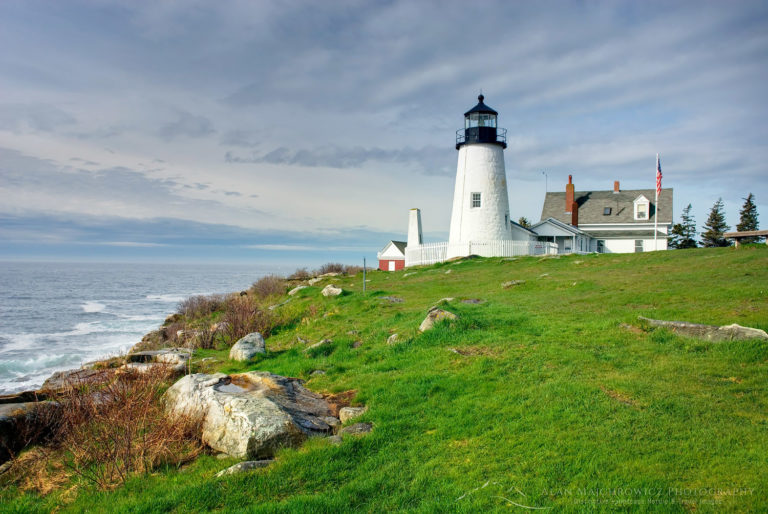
[377,240,406,271]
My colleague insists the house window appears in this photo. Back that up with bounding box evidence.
[597,240,605,253]
[634,196,650,220]
[635,240,643,253]
[603,207,612,215]
[471,192,481,208]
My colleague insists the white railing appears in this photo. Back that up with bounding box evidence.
[405,240,559,267]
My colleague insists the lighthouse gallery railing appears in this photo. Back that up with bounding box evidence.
[404,240,559,267]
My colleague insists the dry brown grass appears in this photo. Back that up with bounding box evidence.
[7,368,203,492]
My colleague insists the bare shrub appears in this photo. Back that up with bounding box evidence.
[344,265,364,276]
[222,295,276,342]
[288,268,311,280]
[316,262,346,275]
[16,369,203,491]
[177,294,227,319]
[249,275,286,299]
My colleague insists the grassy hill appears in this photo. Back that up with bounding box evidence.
[4,246,768,512]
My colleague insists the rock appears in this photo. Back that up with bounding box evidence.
[419,308,458,332]
[41,367,111,392]
[320,272,341,277]
[308,277,323,285]
[386,334,399,344]
[321,284,343,297]
[0,401,58,464]
[347,330,359,335]
[215,459,272,477]
[461,298,484,304]
[124,348,191,375]
[339,406,368,423]
[351,341,363,349]
[288,285,308,296]
[339,422,373,436]
[433,297,455,305]
[229,333,266,361]
[310,370,326,376]
[638,317,768,342]
[539,273,549,277]
[297,335,308,344]
[403,272,416,277]
[327,435,343,445]
[444,269,452,274]
[165,372,340,459]
[501,280,526,288]
[379,296,404,303]
[305,339,333,352]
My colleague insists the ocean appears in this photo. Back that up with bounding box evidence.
[0,261,283,395]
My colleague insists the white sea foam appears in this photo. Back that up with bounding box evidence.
[82,301,106,313]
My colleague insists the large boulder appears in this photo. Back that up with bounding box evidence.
[229,333,266,361]
[321,284,343,297]
[638,317,768,342]
[164,372,340,459]
[419,308,458,332]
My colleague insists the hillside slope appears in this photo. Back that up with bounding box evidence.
[5,246,768,512]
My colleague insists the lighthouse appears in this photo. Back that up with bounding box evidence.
[446,95,512,258]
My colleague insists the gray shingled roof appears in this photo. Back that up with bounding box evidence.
[391,241,407,253]
[540,188,673,225]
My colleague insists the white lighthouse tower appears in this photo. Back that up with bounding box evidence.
[446,95,512,258]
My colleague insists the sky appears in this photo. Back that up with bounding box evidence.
[1,0,767,267]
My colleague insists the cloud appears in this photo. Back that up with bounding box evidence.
[225,145,454,175]
[157,111,215,141]
[0,103,76,133]
[219,129,260,148]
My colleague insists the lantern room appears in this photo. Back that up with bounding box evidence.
[456,94,507,150]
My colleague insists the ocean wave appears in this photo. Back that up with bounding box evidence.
[82,301,106,313]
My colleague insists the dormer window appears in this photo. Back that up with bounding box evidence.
[603,207,612,215]
[634,195,650,220]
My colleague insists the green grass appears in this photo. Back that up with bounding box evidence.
[3,246,768,512]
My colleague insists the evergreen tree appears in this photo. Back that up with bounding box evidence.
[517,216,531,228]
[700,198,731,247]
[669,204,697,249]
[736,193,760,243]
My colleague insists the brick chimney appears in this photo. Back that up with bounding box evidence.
[565,175,574,213]
[571,201,579,226]
[613,180,620,193]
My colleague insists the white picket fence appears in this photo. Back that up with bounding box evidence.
[404,240,559,267]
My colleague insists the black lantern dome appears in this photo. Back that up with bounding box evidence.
[456,94,507,150]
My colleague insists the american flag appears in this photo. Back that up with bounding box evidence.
[656,153,662,196]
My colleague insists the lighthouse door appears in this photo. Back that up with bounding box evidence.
[388,261,396,271]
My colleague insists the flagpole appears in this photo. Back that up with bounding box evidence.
[654,153,659,251]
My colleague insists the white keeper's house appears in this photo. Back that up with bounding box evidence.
[533,176,673,254]
[377,95,673,270]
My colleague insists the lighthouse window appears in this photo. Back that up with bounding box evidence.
[465,113,497,129]
[471,192,481,208]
